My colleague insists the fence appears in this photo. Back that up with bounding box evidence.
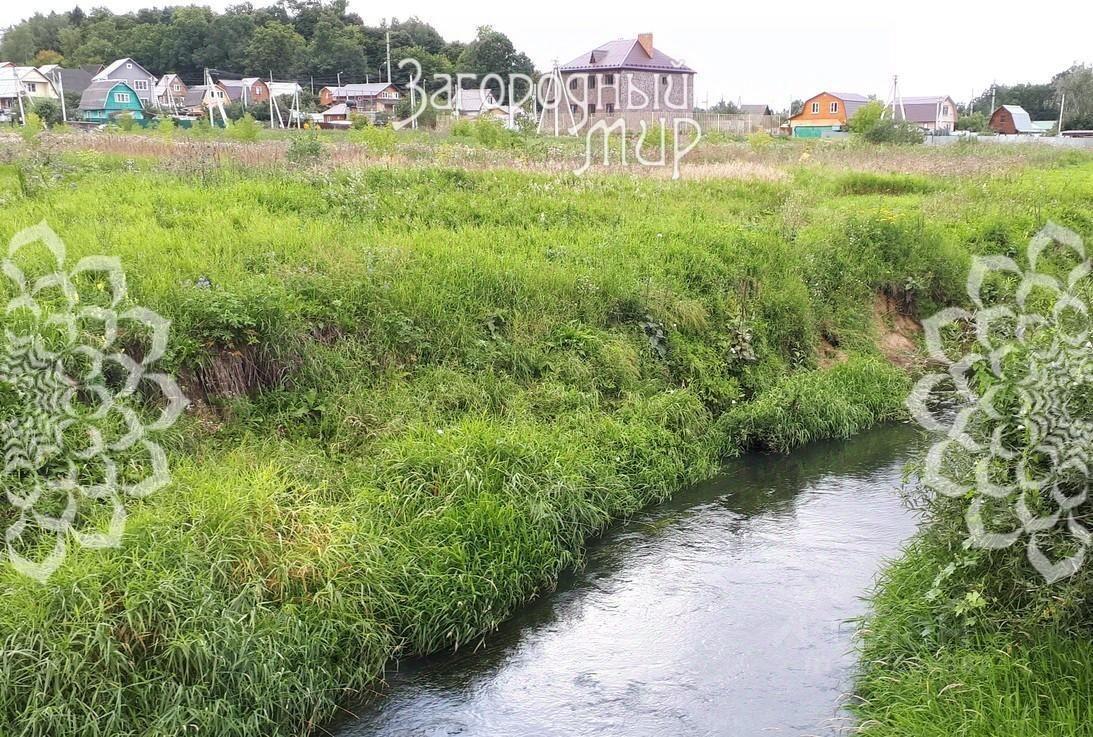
[538,110,784,137]
[925,134,1093,149]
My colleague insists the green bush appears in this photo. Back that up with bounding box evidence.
[227,113,261,142]
[116,111,137,132]
[849,100,886,134]
[286,132,324,164]
[862,118,925,144]
[349,123,397,153]
[451,118,473,137]
[31,99,63,127]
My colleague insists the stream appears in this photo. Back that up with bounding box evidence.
[336,423,922,737]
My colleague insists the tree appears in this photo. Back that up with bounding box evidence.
[956,111,988,132]
[33,49,64,66]
[969,83,1056,120]
[1053,64,1093,130]
[456,26,534,103]
[31,99,63,127]
[848,100,885,134]
[307,12,368,79]
[705,99,739,114]
[245,21,305,78]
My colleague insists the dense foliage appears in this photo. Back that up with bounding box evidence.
[0,1,535,91]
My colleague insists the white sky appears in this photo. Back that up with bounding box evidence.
[4,0,1092,108]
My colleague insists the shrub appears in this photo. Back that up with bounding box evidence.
[227,113,261,142]
[154,117,176,139]
[31,99,63,127]
[451,118,473,137]
[862,118,925,145]
[849,100,886,134]
[18,112,44,143]
[116,111,137,132]
[956,110,988,132]
[349,124,397,153]
[350,113,370,129]
[286,132,324,164]
[747,131,774,150]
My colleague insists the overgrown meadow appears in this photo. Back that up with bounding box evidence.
[0,133,1090,736]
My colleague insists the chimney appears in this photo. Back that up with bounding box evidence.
[637,33,654,58]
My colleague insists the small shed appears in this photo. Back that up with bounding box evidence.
[989,105,1039,135]
[78,79,145,123]
[322,103,350,121]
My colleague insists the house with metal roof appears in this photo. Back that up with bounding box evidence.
[989,105,1041,135]
[539,33,695,132]
[78,79,146,123]
[891,95,958,133]
[319,82,400,114]
[788,91,871,137]
[0,65,59,120]
[94,58,157,106]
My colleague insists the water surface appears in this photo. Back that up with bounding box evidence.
[337,424,921,737]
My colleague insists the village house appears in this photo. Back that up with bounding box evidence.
[0,64,58,119]
[218,78,270,107]
[989,105,1041,135]
[180,84,231,116]
[892,95,958,133]
[155,74,187,109]
[319,83,400,114]
[453,87,496,118]
[40,64,100,98]
[788,91,870,137]
[78,79,145,123]
[319,102,351,128]
[740,104,774,116]
[94,58,157,106]
[542,33,695,128]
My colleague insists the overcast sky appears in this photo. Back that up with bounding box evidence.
[3,0,1091,109]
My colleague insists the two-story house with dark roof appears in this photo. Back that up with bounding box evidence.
[543,33,694,128]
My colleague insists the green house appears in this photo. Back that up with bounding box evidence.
[78,80,146,124]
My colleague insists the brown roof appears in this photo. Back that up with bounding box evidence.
[560,36,694,74]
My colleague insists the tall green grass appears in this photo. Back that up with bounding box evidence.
[0,151,1089,736]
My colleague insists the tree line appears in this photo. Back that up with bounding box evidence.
[0,0,536,91]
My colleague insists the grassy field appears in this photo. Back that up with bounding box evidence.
[0,129,1091,736]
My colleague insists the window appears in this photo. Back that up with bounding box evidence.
[134,79,148,91]
[942,104,950,116]
[172,83,181,92]
[588,103,597,114]
[604,74,615,85]
[125,63,133,69]
[829,101,839,113]
[569,78,578,91]
[606,103,615,113]
[811,102,820,114]
[589,75,596,88]
[115,92,131,103]
[661,75,668,84]
[571,104,579,114]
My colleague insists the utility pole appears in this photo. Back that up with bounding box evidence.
[310,76,314,95]
[269,71,277,128]
[1058,92,1066,136]
[386,31,392,84]
[54,70,67,122]
[990,85,996,114]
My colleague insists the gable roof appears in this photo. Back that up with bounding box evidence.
[996,104,1037,133]
[740,104,772,115]
[94,58,155,81]
[0,65,55,97]
[155,73,184,96]
[892,96,956,125]
[454,87,495,113]
[324,83,397,98]
[79,79,140,109]
[182,87,208,107]
[322,103,350,116]
[560,37,694,73]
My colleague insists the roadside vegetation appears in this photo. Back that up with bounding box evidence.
[0,133,1090,736]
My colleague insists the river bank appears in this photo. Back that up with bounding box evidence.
[0,142,1090,736]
